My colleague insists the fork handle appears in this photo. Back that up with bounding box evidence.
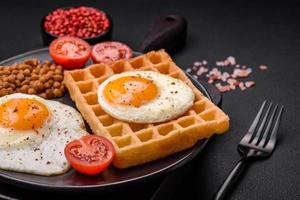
[213,157,248,200]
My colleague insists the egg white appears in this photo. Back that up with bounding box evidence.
[98,71,195,123]
[0,93,87,176]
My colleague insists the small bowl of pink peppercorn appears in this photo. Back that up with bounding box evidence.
[41,6,113,46]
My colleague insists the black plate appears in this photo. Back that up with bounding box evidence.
[0,48,211,192]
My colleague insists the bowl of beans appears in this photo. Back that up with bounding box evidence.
[41,6,113,46]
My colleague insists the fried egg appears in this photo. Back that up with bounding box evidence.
[0,93,87,176]
[98,71,195,123]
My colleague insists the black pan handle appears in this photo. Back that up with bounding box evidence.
[139,14,187,54]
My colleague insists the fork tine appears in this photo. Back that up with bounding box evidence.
[258,104,278,147]
[251,102,273,145]
[241,100,267,144]
[265,105,284,149]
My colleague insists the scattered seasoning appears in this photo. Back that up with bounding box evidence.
[187,56,268,93]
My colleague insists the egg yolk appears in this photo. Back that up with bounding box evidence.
[0,98,49,130]
[103,76,158,107]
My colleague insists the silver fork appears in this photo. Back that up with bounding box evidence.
[214,100,284,200]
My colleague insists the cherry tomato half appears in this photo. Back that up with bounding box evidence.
[91,41,133,65]
[64,135,115,175]
[49,36,91,70]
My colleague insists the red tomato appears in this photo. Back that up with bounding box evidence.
[91,41,133,65]
[64,135,115,175]
[49,36,91,70]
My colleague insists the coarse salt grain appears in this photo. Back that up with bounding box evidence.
[233,68,252,78]
[239,82,246,91]
[194,61,202,67]
[259,65,268,71]
[245,81,255,88]
[196,66,209,76]
[221,72,230,81]
[186,68,192,73]
[216,61,224,66]
[215,83,231,93]
[227,56,236,65]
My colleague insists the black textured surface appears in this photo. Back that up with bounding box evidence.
[0,0,299,200]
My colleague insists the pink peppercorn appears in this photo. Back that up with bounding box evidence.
[44,6,110,39]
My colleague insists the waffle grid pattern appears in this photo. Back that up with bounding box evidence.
[64,50,229,168]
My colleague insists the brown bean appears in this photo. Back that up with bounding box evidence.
[17,64,26,70]
[2,77,8,82]
[35,80,44,91]
[28,88,36,94]
[7,88,13,94]
[46,71,54,77]
[56,65,63,71]
[0,88,8,96]
[20,85,29,93]
[3,68,10,75]
[32,68,39,74]
[15,80,21,87]
[40,68,48,74]
[50,64,56,70]
[53,81,60,88]
[7,75,16,83]
[39,76,47,83]
[39,93,47,99]
[8,83,16,90]
[17,73,25,81]
[10,65,16,71]
[3,82,9,88]
[44,60,51,66]
[53,74,63,81]
[53,88,63,97]
[30,74,39,80]
[12,70,19,74]
[25,59,39,66]
[54,68,62,75]
[23,69,31,76]
[44,81,52,89]
[45,89,53,98]
[21,79,30,86]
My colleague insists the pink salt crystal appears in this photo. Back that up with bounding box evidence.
[239,82,246,91]
[202,60,207,65]
[227,56,236,65]
[235,64,240,68]
[259,65,268,71]
[229,84,236,90]
[242,65,246,69]
[224,59,230,66]
[245,81,255,88]
[192,66,197,71]
[227,78,238,85]
[215,83,231,93]
[194,61,202,67]
[196,66,208,76]
[209,68,222,79]
[208,78,214,84]
[233,68,251,78]
[216,61,224,66]
[221,72,230,81]
[186,68,192,73]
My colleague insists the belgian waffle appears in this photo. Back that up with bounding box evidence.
[64,50,229,168]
